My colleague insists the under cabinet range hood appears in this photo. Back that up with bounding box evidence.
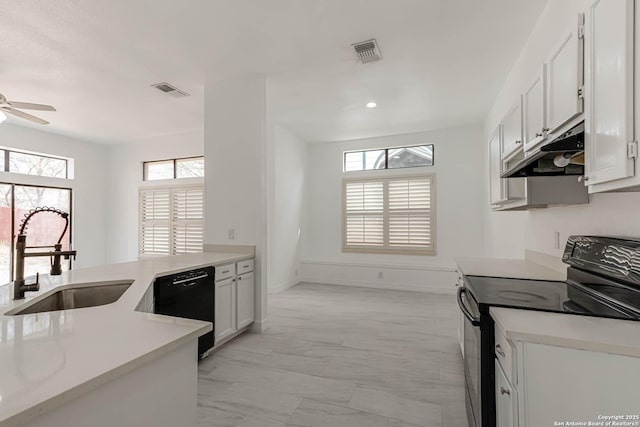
[502,122,585,178]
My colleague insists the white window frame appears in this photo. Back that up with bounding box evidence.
[138,184,205,256]
[342,173,436,256]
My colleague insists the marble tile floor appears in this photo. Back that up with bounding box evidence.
[197,283,468,427]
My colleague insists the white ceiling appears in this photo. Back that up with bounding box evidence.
[0,0,548,144]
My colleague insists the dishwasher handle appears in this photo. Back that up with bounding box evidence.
[457,287,480,326]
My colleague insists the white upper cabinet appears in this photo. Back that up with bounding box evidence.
[585,0,636,187]
[546,14,585,134]
[523,66,547,153]
[489,126,508,205]
[502,98,524,159]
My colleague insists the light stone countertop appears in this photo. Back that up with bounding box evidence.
[491,307,640,358]
[0,252,252,427]
[454,255,566,281]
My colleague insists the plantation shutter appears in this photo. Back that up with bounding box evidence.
[343,175,435,254]
[172,187,204,254]
[388,177,433,250]
[140,189,171,255]
[344,181,384,247]
[139,185,204,256]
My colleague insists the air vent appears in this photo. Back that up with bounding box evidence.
[352,39,382,64]
[151,82,190,98]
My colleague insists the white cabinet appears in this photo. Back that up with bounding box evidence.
[214,277,236,342]
[489,126,508,205]
[546,14,585,134]
[495,361,516,427]
[521,343,640,426]
[586,0,636,189]
[236,272,255,329]
[523,67,547,153]
[214,258,255,345]
[501,98,524,159]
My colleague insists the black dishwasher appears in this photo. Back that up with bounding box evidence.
[154,266,215,358]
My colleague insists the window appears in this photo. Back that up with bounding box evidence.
[1,148,68,178]
[343,175,435,255]
[139,186,204,255]
[0,183,72,284]
[143,156,204,181]
[344,145,434,172]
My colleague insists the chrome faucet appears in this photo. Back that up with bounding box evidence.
[13,207,77,300]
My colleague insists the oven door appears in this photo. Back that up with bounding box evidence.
[457,287,482,427]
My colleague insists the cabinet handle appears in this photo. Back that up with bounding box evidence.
[543,128,550,132]
[535,132,543,137]
[221,270,229,274]
[500,387,511,396]
[242,264,250,268]
[515,140,522,144]
[496,345,506,358]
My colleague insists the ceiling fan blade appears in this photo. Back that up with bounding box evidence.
[8,101,56,111]
[1,107,50,125]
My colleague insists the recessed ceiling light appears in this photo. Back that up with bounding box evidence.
[366,102,377,108]
[0,111,6,124]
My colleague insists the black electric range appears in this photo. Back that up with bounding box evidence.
[458,236,640,427]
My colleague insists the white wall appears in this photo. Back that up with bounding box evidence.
[301,124,486,293]
[485,0,640,258]
[0,124,108,269]
[204,75,268,330]
[106,129,203,263]
[268,126,307,292]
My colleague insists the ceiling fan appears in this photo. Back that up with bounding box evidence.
[0,93,56,125]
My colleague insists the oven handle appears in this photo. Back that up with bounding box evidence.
[457,287,480,326]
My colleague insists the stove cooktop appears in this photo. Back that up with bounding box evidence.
[464,276,568,312]
[464,273,640,320]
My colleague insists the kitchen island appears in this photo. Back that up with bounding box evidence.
[0,252,251,427]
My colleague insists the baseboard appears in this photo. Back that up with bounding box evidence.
[300,260,457,294]
[248,319,269,334]
[268,279,300,294]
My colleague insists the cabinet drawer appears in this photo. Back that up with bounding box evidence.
[216,263,236,281]
[495,324,516,384]
[237,259,254,275]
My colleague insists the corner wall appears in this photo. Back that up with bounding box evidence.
[301,124,486,294]
[204,75,268,330]
[268,126,307,293]
[485,0,640,257]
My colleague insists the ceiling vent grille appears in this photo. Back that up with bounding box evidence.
[352,39,382,64]
[151,82,190,98]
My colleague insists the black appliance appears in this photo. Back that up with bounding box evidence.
[458,236,640,427]
[502,122,585,178]
[154,266,215,358]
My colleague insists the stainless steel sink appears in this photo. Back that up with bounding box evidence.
[7,281,134,315]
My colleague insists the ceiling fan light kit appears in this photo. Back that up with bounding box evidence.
[0,93,56,125]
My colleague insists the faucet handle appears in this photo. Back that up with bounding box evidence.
[24,273,40,293]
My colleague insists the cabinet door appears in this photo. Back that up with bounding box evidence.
[546,14,585,133]
[585,0,635,185]
[489,126,508,205]
[523,67,547,152]
[501,98,524,159]
[236,272,255,330]
[215,277,236,342]
[495,361,517,427]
